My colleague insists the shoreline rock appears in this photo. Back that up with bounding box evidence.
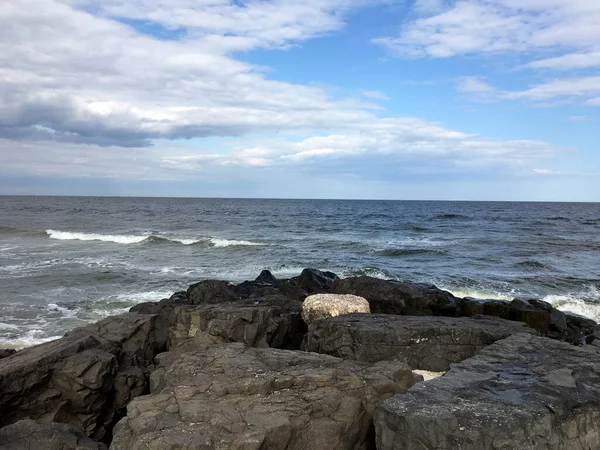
[302,313,537,371]
[1,268,598,449]
[375,333,600,449]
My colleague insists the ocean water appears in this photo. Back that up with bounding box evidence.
[1,196,599,348]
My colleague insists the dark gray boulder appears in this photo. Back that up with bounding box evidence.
[111,343,420,450]
[482,299,511,319]
[0,349,16,359]
[331,276,458,316]
[293,268,339,293]
[0,313,162,440]
[186,279,239,305]
[302,313,536,371]
[0,419,106,450]
[509,298,551,336]
[255,269,279,286]
[564,311,598,345]
[375,333,600,450]
[457,297,486,317]
[168,296,305,351]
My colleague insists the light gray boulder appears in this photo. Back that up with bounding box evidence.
[301,293,370,325]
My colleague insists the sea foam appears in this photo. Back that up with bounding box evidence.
[46,230,265,247]
[47,229,147,244]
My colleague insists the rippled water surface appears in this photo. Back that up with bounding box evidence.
[1,196,599,347]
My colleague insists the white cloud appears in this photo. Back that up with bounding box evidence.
[462,76,600,104]
[0,0,573,184]
[360,90,391,101]
[457,77,496,94]
[526,52,600,70]
[375,0,600,105]
[375,0,600,58]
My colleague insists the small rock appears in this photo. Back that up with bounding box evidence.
[301,293,370,325]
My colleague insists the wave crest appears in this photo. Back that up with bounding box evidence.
[375,248,448,257]
[46,230,265,247]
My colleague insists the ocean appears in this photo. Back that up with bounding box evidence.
[1,196,599,349]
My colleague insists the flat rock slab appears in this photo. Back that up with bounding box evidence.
[110,343,420,450]
[302,314,536,371]
[375,333,600,450]
[0,419,106,450]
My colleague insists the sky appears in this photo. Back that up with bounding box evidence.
[1,0,599,201]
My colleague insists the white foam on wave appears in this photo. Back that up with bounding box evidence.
[47,229,147,244]
[0,330,62,350]
[114,290,174,302]
[209,238,265,247]
[0,322,19,331]
[46,229,264,247]
[543,285,600,322]
[47,303,80,319]
[174,238,202,245]
[445,289,514,301]
[447,284,600,322]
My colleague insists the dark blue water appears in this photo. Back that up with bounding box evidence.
[1,196,599,348]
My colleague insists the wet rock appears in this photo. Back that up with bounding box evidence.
[294,268,339,294]
[234,273,306,301]
[331,276,458,316]
[457,297,485,317]
[111,343,420,450]
[482,299,511,319]
[187,280,239,305]
[301,293,370,325]
[0,419,107,450]
[510,298,551,336]
[564,312,598,345]
[255,269,278,286]
[302,313,536,371]
[0,313,162,440]
[0,349,16,359]
[375,333,600,450]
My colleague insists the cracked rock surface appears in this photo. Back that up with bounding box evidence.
[110,343,420,450]
[302,313,537,371]
[375,333,600,450]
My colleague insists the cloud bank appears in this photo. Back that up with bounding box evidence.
[0,0,582,194]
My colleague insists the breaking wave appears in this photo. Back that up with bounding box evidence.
[375,248,448,257]
[46,230,265,247]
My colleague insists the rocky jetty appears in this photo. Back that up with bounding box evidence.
[0,269,598,449]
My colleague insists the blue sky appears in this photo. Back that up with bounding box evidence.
[0,0,599,200]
